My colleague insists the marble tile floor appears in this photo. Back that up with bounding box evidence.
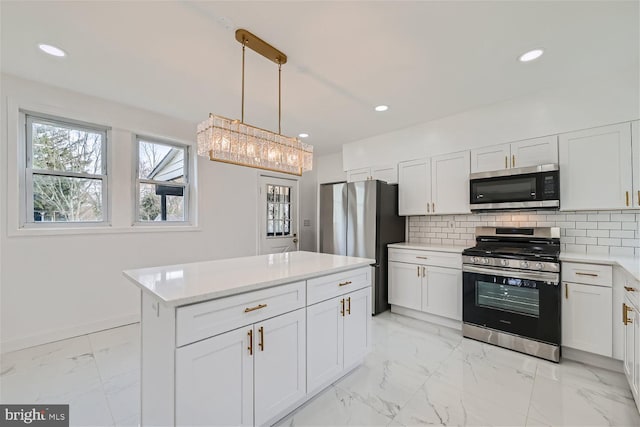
[2,312,639,426]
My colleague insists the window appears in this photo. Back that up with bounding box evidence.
[266,184,291,236]
[25,114,108,224]
[136,137,189,222]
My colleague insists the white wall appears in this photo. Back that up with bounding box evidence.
[343,68,640,169]
[0,74,301,352]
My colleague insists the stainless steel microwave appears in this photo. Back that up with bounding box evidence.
[469,164,560,211]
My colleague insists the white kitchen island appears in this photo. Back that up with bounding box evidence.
[124,251,375,427]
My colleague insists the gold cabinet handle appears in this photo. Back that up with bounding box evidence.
[625,286,637,292]
[338,280,352,287]
[432,202,435,212]
[247,329,253,355]
[422,266,426,277]
[623,303,633,325]
[512,154,515,168]
[416,256,428,260]
[417,266,420,277]
[244,303,268,313]
[427,203,430,213]
[637,190,639,206]
[258,326,264,351]
[626,191,630,207]
[340,298,345,317]
[505,155,508,169]
[347,297,351,315]
[565,283,569,299]
[575,272,598,277]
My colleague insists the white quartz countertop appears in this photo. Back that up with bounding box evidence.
[560,252,640,281]
[388,242,469,253]
[123,251,375,307]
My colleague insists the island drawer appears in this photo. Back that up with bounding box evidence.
[388,248,461,269]
[307,267,371,305]
[562,262,612,287]
[176,281,306,347]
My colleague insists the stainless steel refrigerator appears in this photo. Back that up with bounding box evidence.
[319,180,405,315]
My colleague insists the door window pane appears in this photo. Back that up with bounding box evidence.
[266,184,292,237]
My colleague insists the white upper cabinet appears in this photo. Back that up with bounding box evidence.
[511,135,558,169]
[559,123,633,210]
[470,143,510,173]
[346,168,371,183]
[398,158,431,216]
[347,164,397,183]
[632,120,640,208]
[470,136,558,173]
[431,151,471,214]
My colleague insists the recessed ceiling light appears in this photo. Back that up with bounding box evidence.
[298,133,309,138]
[518,48,544,63]
[38,43,66,57]
[374,105,389,112]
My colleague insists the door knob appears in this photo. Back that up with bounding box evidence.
[293,238,298,243]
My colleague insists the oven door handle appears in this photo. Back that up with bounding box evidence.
[463,265,559,284]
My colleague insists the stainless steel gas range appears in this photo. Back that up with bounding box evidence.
[462,227,561,362]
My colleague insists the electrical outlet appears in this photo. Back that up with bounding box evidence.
[448,220,455,229]
[303,219,311,227]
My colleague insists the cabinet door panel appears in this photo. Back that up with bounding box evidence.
[511,135,558,168]
[307,297,344,394]
[632,120,640,208]
[423,266,462,320]
[470,144,510,173]
[431,151,471,214]
[559,123,633,210]
[254,309,306,426]
[176,328,253,427]
[347,168,371,183]
[398,159,430,216]
[388,261,422,310]
[562,282,612,356]
[343,287,371,368]
[371,164,397,184]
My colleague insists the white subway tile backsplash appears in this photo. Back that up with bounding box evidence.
[586,245,610,255]
[408,209,639,254]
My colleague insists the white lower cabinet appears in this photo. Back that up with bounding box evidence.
[423,266,462,321]
[388,261,421,311]
[307,287,371,395]
[176,327,253,427]
[623,292,640,412]
[388,248,462,323]
[562,282,612,357]
[176,309,305,427]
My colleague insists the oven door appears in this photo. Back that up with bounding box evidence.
[462,265,560,345]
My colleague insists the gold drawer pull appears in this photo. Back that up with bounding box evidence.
[505,155,508,169]
[415,256,428,260]
[624,286,637,292]
[623,303,634,325]
[626,191,630,207]
[512,154,516,168]
[575,272,598,277]
[338,280,352,287]
[244,303,268,313]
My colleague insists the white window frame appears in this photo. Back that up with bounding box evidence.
[22,112,109,227]
[134,135,190,225]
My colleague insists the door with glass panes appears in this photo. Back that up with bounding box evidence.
[259,175,299,254]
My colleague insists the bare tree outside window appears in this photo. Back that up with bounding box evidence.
[26,115,107,223]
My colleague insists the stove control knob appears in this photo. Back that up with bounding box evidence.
[472,257,479,263]
[500,259,509,267]
[535,262,544,270]
[482,258,490,264]
[520,261,530,269]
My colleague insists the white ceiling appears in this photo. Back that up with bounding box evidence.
[1,1,638,155]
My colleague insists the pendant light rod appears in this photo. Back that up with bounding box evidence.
[241,41,246,123]
[235,29,287,65]
[278,61,282,135]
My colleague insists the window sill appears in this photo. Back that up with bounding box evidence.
[8,224,201,238]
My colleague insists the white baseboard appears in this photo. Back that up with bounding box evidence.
[390,305,462,331]
[562,346,624,373]
[1,313,140,354]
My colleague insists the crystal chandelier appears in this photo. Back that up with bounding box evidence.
[197,29,313,176]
